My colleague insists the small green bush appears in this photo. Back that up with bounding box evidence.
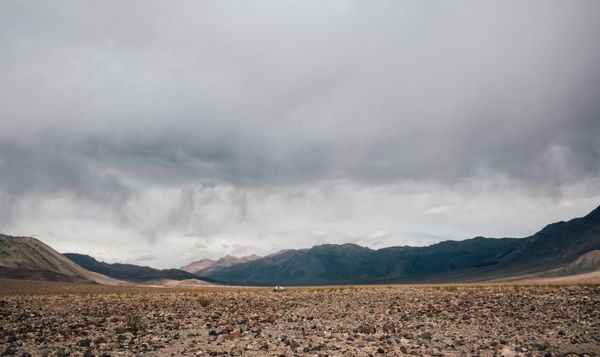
[197,296,211,307]
[126,314,144,334]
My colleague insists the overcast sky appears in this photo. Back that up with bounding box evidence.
[1,1,599,268]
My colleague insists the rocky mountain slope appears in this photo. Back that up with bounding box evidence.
[0,234,120,284]
[203,205,600,285]
[64,253,205,282]
[181,254,260,276]
[541,250,600,277]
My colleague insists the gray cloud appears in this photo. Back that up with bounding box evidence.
[1,1,599,267]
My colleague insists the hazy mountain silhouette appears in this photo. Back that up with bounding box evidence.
[181,254,261,275]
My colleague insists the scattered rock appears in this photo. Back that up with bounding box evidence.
[0,286,598,356]
[359,324,376,334]
[93,336,107,344]
[1,346,17,356]
[533,340,551,351]
[76,338,91,347]
[500,346,517,357]
[419,331,433,340]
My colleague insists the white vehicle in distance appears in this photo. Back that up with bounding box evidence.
[273,285,285,292]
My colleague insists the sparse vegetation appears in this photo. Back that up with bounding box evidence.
[125,313,144,334]
[1,285,599,355]
[197,295,211,307]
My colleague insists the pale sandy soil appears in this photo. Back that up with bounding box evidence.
[490,270,600,285]
[514,270,600,285]
[140,279,228,288]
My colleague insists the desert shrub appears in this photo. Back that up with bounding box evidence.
[197,296,211,307]
[126,314,144,334]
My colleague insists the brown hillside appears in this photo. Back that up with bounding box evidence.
[0,234,122,285]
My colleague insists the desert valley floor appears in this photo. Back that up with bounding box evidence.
[1,280,599,357]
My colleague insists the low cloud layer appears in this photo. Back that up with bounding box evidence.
[1,1,599,267]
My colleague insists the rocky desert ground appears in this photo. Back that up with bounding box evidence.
[1,281,599,356]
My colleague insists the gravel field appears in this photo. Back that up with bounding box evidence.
[1,285,599,356]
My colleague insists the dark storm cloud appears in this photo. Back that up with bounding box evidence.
[1,1,600,266]
[0,140,131,225]
[1,1,599,191]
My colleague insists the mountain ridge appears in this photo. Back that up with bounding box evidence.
[200,205,600,285]
[64,253,205,282]
[181,254,261,276]
[3,205,599,286]
[0,234,121,284]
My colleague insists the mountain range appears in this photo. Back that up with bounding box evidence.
[0,235,208,284]
[199,205,600,285]
[1,205,599,286]
[63,253,201,282]
[181,254,261,276]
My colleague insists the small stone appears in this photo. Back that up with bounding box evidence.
[94,336,107,344]
[1,346,17,356]
[534,340,551,351]
[359,324,376,334]
[225,329,241,340]
[500,346,517,357]
[77,338,92,347]
[419,331,433,340]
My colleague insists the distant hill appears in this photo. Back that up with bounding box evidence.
[181,254,260,276]
[64,253,206,282]
[180,258,216,274]
[0,234,120,284]
[203,205,600,285]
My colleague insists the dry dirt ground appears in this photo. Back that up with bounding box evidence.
[0,281,599,357]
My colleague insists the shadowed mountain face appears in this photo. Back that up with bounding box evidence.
[64,253,202,282]
[0,235,118,284]
[202,205,600,285]
[506,206,600,267]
